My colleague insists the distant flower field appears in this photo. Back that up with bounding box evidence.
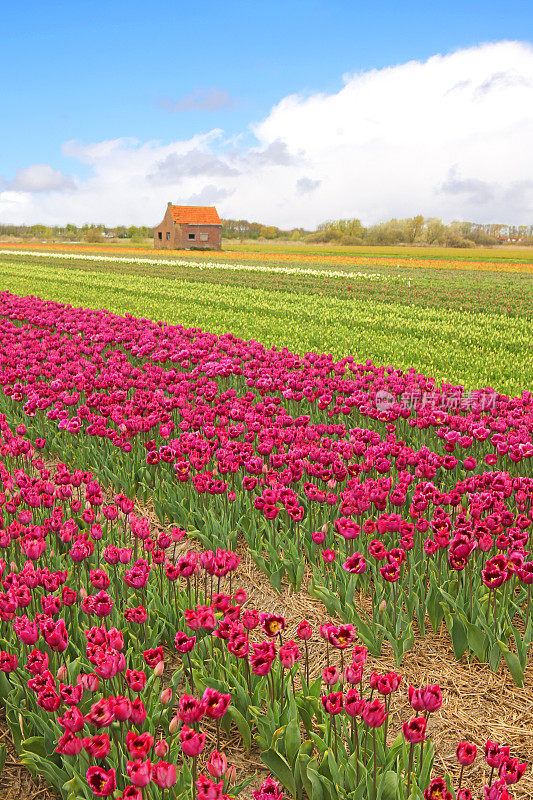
[0,247,531,395]
[1,241,533,273]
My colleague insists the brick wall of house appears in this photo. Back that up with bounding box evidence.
[153,205,175,249]
[175,224,222,249]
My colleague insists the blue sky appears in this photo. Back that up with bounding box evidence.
[2,0,533,226]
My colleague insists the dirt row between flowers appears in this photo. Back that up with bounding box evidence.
[1,483,532,800]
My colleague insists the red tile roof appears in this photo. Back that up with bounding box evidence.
[169,205,221,225]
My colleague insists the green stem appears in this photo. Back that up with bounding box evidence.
[406,742,414,798]
[373,727,377,800]
[351,718,360,784]
[192,755,197,800]
[458,764,464,791]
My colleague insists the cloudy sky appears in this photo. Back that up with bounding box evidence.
[1,0,533,228]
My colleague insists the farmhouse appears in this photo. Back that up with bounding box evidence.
[154,203,222,250]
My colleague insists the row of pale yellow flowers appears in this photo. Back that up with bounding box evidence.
[0,249,398,282]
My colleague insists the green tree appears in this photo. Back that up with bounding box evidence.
[64,222,79,241]
[130,229,145,243]
[30,224,53,240]
[259,226,278,239]
[365,219,405,245]
[422,219,447,245]
[84,228,104,244]
[404,215,425,243]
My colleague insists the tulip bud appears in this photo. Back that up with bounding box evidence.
[225,765,237,784]
[154,738,169,757]
[80,586,88,599]
[206,749,227,778]
[169,715,179,734]
[321,523,328,534]
[154,661,164,678]
[379,599,387,613]
[160,688,173,705]
[56,665,67,682]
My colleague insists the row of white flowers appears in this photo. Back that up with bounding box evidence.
[1,249,400,282]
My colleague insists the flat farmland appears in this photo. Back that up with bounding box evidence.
[0,243,532,800]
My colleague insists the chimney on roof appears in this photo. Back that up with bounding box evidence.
[167,201,172,207]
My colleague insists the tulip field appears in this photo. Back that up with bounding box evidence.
[0,247,532,393]
[0,245,531,800]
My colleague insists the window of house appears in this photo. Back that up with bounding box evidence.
[158,231,163,240]
[188,233,196,240]
[166,232,170,240]
[199,233,208,241]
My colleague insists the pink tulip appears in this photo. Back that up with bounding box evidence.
[126,758,152,788]
[152,760,177,789]
[361,698,387,728]
[86,766,116,797]
[456,741,477,766]
[179,725,206,757]
[403,716,427,743]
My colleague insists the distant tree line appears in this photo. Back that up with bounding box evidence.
[221,219,308,241]
[1,218,533,247]
[222,217,533,246]
[0,223,152,244]
[308,217,533,247]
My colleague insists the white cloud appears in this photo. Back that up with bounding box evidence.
[1,41,533,227]
[6,164,75,193]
